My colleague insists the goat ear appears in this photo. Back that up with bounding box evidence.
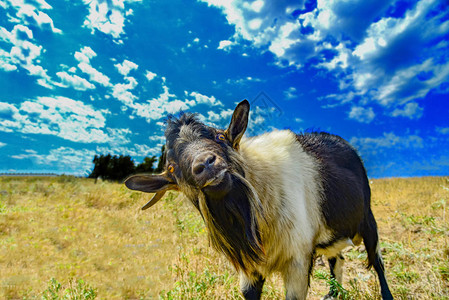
[125,173,177,210]
[226,99,250,149]
[125,173,174,193]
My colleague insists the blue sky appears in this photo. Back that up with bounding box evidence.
[0,0,448,178]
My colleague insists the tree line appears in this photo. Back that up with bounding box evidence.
[88,145,166,181]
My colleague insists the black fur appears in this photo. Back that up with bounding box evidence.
[297,132,366,230]
[202,174,264,273]
[328,257,337,279]
[298,132,393,299]
[242,273,265,300]
[374,254,394,299]
[297,132,368,259]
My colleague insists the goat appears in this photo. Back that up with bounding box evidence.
[125,100,393,299]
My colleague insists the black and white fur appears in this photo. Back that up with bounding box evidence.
[125,100,393,299]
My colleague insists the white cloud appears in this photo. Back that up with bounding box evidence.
[33,0,52,10]
[199,108,234,128]
[74,46,96,63]
[246,105,280,135]
[123,76,138,90]
[0,24,54,87]
[312,0,392,42]
[202,0,304,47]
[0,57,17,71]
[82,0,124,39]
[77,62,111,87]
[188,91,223,107]
[109,70,232,127]
[267,21,304,64]
[348,131,445,177]
[17,9,62,33]
[9,39,43,65]
[96,143,160,159]
[73,46,111,86]
[74,46,111,87]
[0,97,120,144]
[0,141,5,148]
[326,0,449,118]
[343,1,449,111]
[0,102,17,115]
[107,128,132,146]
[3,0,61,33]
[348,106,375,123]
[21,97,109,142]
[436,127,449,135]
[11,147,96,175]
[166,99,193,113]
[284,87,297,100]
[391,102,423,119]
[82,0,142,40]
[56,71,95,91]
[203,0,449,120]
[111,77,139,106]
[145,70,157,81]
[0,102,20,132]
[226,76,264,85]
[115,59,138,76]
[373,59,449,109]
[112,79,196,122]
[350,132,424,151]
[217,39,234,50]
[148,134,165,148]
[201,0,311,63]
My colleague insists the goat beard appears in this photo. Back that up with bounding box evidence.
[197,172,265,274]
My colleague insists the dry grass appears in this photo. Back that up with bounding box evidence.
[0,176,448,299]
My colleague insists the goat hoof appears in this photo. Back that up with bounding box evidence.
[321,294,336,300]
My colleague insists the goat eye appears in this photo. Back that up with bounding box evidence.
[216,133,226,141]
[168,165,174,173]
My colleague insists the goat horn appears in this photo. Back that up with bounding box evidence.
[141,191,165,210]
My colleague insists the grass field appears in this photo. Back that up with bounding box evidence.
[0,176,448,299]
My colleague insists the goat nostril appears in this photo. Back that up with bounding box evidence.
[193,154,217,178]
[193,164,205,175]
[206,155,216,165]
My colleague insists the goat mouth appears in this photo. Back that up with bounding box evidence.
[202,169,228,188]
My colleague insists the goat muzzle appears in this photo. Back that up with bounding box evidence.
[192,152,228,189]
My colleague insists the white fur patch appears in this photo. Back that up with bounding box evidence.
[239,130,324,276]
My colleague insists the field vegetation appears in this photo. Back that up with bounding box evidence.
[0,176,448,299]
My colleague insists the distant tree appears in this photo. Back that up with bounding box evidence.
[89,154,112,180]
[89,154,135,182]
[89,151,168,181]
[110,155,135,181]
[135,156,157,173]
[155,145,166,173]
[89,155,100,179]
